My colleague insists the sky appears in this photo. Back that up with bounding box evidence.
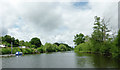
[0,0,119,47]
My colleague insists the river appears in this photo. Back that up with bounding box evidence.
[2,51,120,68]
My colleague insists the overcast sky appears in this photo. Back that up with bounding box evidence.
[0,0,119,47]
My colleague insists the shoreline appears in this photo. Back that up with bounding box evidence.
[0,54,15,58]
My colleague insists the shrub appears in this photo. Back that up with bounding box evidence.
[44,43,55,52]
[2,48,11,54]
[30,45,37,48]
[37,47,44,53]
[59,44,67,51]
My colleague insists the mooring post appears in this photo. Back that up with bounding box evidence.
[11,42,12,55]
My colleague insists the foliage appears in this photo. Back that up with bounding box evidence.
[1,48,11,54]
[74,16,120,59]
[58,44,67,51]
[117,29,120,51]
[1,35,72,55]
[73,33,85,45]
[44,43,55,52]
[2,35,19,47]
[30,45,37,48]
[29,37,42,48]
[37,47,44,53]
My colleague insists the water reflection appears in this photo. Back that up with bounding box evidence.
[75,52,120,68]
[2,51,120,68]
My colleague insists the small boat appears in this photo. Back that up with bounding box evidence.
[15,52,23,56]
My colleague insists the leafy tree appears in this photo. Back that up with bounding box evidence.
[59,44,67,51]
[13,39,19,47]
[19,40,25,46]
[73,33,85,45]
[92,16,110,43]
[117,29,120,57]
[1,35,20,47]
[2,35,12,43]
[37,47,44,53]
[117,29,120,47]
[30,37,42,48]
[44,43,55,52]
[54,42,60,46]
[24,41,31,48]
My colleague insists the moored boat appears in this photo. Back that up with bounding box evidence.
[15,52,23,56]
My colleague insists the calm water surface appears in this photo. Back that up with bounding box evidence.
[2,51,120,68]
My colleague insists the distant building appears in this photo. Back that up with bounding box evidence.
[19,46,26,48]
[0,45,6,48]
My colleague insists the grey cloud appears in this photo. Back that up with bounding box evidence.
[20,2,63,32]
[0,25,8,36]
[0,1,118,46]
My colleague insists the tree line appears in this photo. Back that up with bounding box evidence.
[0,35,73,54]
[73,16,120,59]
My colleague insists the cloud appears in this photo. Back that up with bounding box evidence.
[0,25,8,36]
[0,0,118,46]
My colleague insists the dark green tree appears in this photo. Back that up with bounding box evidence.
[117,29,120,55]
[117,29,120,47]
[73,33,85,45]
[2,35,12,43]
[54,42,60,46]
[14,39,19,47]
[30,37,42,48]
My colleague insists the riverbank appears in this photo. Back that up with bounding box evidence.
[0,54,15,58]
[0,43,73,55]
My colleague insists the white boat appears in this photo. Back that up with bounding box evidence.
[15,52,23,56]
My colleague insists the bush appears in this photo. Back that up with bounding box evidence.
[12,47,21,54]
[2,48,11,54]
[25,48,32,54]
[75,40,93,52]
[44,43,55,52]
[59,44,67,51]
[21,48,33,54]
[53,44,59,52]
[37,47,44,53]
[30,45,37,48]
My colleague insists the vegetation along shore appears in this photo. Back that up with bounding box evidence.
[0,36,73,55]
[73,16,120,60]
[0,16,120,60]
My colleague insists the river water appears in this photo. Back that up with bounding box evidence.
[2,51,120,68]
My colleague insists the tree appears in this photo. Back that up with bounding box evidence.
[73,33,85,45]
[92,16,110,43]
[117,29,120,55]
[24,41,31,48]
[29,37,42,48]
[14,39,19,47]
[59,44,67,51]
[54,42,60,46]
[117,29,120,47]
[2,35,12,43]
[44,43,55,52]
[19,40,25,46]
[90,16,111,52]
